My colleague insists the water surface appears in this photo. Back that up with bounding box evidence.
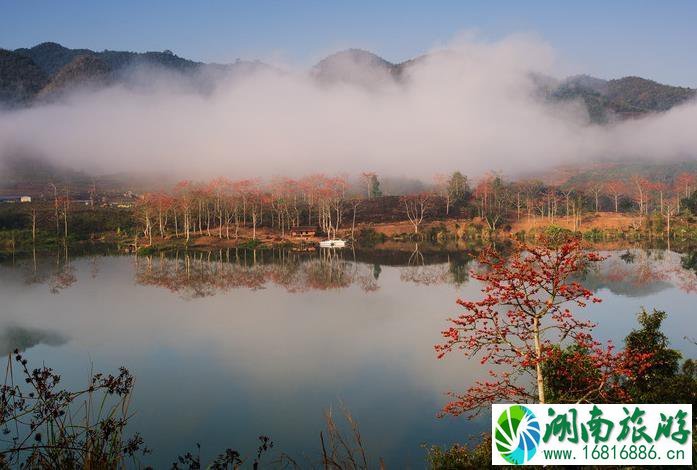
[1,245,696,467]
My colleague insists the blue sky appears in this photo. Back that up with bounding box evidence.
[2,0,696,86]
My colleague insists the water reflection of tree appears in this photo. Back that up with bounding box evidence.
[133,248,381,298]
[372,264,381,280]
[128,247,697,297]
[681,251,697,273]
[606,250,667,284]
[589,249,697,295]
[347,248,379,292]
[400,243,473,286]
[400,244,448,285]
[29,244,697,297]
[448,254,470,286]
[49,245,77,294]
[675,250,697,293]
[23,248,49,286]
[135,251,262,299]
[11,245,77,293]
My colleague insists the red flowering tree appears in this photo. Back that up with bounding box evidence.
[435,238,650,416]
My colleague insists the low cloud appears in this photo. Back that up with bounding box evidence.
[1,33,696,180]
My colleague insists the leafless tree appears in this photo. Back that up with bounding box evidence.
[401,193,431,234]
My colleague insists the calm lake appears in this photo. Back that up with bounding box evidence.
[1,245,696,468]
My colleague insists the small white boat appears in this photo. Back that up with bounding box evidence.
[319,239,346,248]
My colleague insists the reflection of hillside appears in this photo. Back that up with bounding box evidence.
[134,249,380,298]
[0,325,67,354]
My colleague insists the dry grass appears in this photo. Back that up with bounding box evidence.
[510,212,639,233]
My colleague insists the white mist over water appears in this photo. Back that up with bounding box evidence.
[1,34,696,180]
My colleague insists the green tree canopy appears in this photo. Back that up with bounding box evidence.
[447,171,469,204]
[369,174,382,198]
[624,308,696,406]
[681,189,697,215]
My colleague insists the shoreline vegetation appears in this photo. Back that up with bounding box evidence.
[0,349,374,469]
[4,169,697,258]
[4,207,697,260]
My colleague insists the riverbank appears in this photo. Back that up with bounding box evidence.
[3,210,697,258]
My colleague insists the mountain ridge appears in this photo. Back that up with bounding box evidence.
[1,42,695,121]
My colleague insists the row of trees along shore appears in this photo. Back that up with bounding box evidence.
[6,170,697,246]
[132,170,697,242]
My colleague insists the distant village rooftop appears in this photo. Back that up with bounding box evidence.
[290,226,319,237]
[0,195,31,203]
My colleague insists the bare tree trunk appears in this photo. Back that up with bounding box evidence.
[31,209,36,244]
[659,191,664,214]
[62,193,69,240]
[206,206,211,236]
[50,183,59,236]
[219,207,223,238]
[351,202,359,239]
[517,193,521,221]
[533,316,545,404]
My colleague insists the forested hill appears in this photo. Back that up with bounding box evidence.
[538,161,697,188]
[0,42,268,107]
[549,74,696,122]
[0,49,48,106]
[1,42,695,119]
[13,42,199,76]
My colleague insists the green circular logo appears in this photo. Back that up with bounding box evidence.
[495,405,541,465]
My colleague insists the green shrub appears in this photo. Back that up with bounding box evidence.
[356,228,386,246]
[583,227,604,242]
[542,225,576,246]
[238,238,263,250]
[427,223,452,243]
[426,435,492,469]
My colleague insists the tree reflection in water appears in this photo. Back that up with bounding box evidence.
[13,244,78,293]
[134,247,381,298]
[5,243,125,294]
[399,243,470,286]
[9,244,697,297]
[583,248,697,295]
